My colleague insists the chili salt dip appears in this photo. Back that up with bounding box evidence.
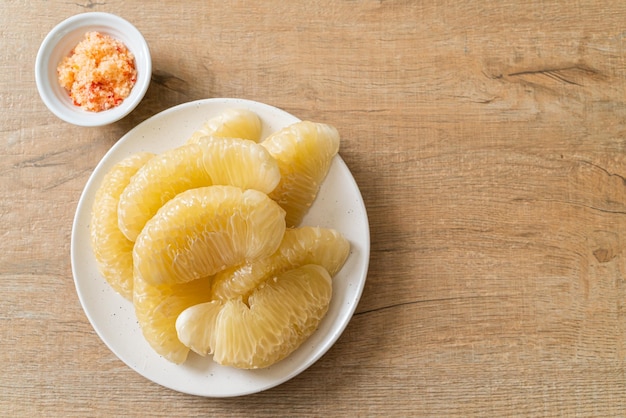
[57,32,137,112]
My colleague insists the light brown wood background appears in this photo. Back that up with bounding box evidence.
[2,0,626,416]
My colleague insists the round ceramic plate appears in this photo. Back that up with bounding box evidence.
[70,98,370,397]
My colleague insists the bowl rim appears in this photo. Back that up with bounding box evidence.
[35,12,152,127]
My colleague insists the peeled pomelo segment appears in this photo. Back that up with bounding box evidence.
[90,152,154,300]
[176,264,332,369]
[133,185,286,286]
[187,108,263,144]
[196,136,280,195]
[134,273,213,364]
[211,226,350,301]
[174,300,221,357]
[117,137,280,242]
[117,144,207,242]
[262,121,340,227]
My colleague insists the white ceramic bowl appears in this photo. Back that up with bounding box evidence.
[35,12,151,127]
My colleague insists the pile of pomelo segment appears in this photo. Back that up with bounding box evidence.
[89,108,350,369]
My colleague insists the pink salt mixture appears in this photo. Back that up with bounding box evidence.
[57,32,137,112]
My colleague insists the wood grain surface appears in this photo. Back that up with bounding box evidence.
[2,0,626,416]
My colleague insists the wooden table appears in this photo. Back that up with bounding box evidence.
[3,1,625,415]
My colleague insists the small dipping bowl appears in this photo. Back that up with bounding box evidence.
[35,12,152,127]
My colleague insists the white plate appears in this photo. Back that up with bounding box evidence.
[70,98,370,397]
